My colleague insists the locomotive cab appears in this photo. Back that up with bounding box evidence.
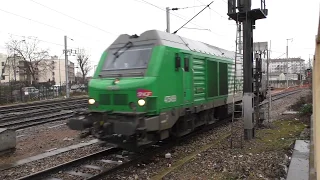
[89,42,157,113]
[67,33,169,150]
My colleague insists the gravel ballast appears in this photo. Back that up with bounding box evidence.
[0,142,111,180]
[0,119,94,165]
[100,88,311,179]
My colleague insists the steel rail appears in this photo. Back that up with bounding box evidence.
[0,102,87,123]
[0,99,87,115]
[16,147,120,180]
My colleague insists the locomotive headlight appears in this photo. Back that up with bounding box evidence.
[88,98,95,105]
[137,99,146,106]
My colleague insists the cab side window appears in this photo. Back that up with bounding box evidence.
[184,58,189,72]
[175,53,181,71]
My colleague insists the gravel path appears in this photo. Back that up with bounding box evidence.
[99,89,311,180]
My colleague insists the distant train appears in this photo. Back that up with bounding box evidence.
[67,30,267,151]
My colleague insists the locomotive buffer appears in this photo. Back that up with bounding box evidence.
[227,0,268,139]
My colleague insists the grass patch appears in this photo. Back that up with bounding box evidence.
[154,119,307,180]
[251,119,306,153]
[211,119,307,179]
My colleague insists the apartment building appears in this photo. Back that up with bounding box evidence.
[37,57,75,85]
[0,54,75,85]
[269,57,306,80]
[0,54,27,83]
[0,53,7,82]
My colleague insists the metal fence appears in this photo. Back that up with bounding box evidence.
[0,82,88,105]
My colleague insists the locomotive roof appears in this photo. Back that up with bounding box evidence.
[110,30,241,60]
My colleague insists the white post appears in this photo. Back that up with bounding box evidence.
[166,7,170,33]
[64,35,70,98]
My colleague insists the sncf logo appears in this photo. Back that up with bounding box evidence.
[137,89,153,98]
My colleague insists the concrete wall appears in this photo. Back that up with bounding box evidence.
[269,80,307,88]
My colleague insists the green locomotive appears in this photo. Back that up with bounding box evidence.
[67,30,244,150]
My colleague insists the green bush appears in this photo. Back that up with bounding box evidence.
[299,103,313,116]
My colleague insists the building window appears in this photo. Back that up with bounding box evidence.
[1,62,4,66]
[2,68,4,74]
[52,72,55,75]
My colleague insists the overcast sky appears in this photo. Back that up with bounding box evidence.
[0,0,319,76]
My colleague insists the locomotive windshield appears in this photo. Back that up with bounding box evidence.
[102,44,153,71]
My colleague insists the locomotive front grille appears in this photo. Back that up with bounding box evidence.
[99,94,111,105]
[98,94,128,106]
[113,94,128,105]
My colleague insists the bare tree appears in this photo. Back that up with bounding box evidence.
[76,49,92,83]
[5,36,50,84]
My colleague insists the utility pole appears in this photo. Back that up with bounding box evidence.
[300,60,302,86]
[268,40,272,118]
[13,53,17,82]
[63,36,76,98]
[166,7,170,33]
[64,36,69,98]
[285,38,293,88]
[166,6,200,33]
[59,58,61,87]
[286,38,293,59]
[227,0,268,140]
[309,54,312,69]
[267,47,271,122]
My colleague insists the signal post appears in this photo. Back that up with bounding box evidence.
[227,0,268,139]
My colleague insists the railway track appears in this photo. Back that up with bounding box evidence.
[16,114,235,180]
[0,99,87,120]
[0,110,79,130]
[0,102,87,130]
[10,88,305,179]
[0,98,87,116]
[0,96,87,112]
[16,145,170,180]
[259,88,302,106]
[16,147,124,180]
[269,88,302,101]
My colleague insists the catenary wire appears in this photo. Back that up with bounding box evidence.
[28,0,116,36]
